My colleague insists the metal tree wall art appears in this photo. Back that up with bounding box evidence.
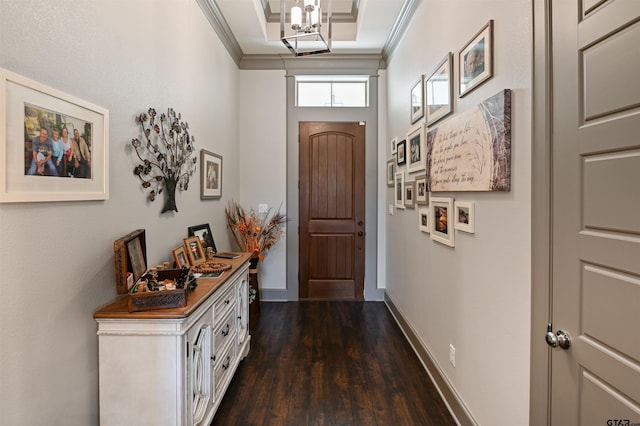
[131,108,197,213]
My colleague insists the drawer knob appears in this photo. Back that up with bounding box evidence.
[221,324,230,337]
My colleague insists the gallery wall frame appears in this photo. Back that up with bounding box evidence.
[430,196,455,247]
[410,76,425,123]
[390,137,398,155]
[386,159,395,187]
[0,67,109,203]
[458,20,494,97]
[396,139,407,166]
[406,124,426,174]
[454,201,475,233]
[404,181,416,208]
[415,174,428,205]
[394,170,405,209]
[425,52,454,126]
[418,208,430,233]
[200,149,222,200]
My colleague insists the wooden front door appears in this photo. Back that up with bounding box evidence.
[549,0,640,423]
[299,122,365,300]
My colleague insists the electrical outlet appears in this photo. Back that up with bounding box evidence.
[388,204,394,215]
[449,344,456,367]
[258,203,268,213]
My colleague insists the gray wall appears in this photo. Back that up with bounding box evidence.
[384,1,533,425]
[0,1,240,423]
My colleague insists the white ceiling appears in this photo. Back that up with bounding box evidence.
[214,0,407,56]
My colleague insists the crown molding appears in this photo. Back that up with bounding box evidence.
[382,0,423,64]
[197,0,419,71]
[195,0,243,67]
[240,53,385,71]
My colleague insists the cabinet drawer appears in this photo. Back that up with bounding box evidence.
[213,336,236,397]
[213,308,236,357]
[214,283,235,322]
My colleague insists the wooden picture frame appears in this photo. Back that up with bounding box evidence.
[113,229,147,294]
[183,236,206,266]
[454,201,475,233]
[430,196,455,247]
[406,124,426,174]
[458,20,494,97]
[200,149,222,200]
[418,208,430,233]
[188,223,217,252]
[394,171,405,209]
[415,174,428,205]
[0,67,109,203]
[172,245,190,268]
[425,53,453,126]
[396,139,407,166]
[386,159,395,187]
[404,181,416,208]
[410,76,425,123]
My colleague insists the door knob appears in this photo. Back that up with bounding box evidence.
[357,231,364,236]
[545,324,571,350]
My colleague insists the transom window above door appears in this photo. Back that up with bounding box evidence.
[295,76,369,107]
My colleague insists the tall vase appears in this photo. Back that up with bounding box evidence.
[249,257,260,318]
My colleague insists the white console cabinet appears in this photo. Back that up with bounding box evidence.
[94,254,251,426]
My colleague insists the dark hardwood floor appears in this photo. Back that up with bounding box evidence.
[212,301,456,425]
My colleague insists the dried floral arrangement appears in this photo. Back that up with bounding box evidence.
[131,108,197,213]
[225,200,287,261]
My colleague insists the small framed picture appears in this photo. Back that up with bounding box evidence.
[410,76,425,123]
[183,236,206,266]
[406,124,425,174]
[454,201,475,233]
[396,139,407,166]
[200,149,222,200]
[172,245,190,269]
[394,171,405,209]
[430,196,454,247]
[425,53,453,126]
[418,208,430,233]
[390,137,398,155]
[386,159,395,187]
[404,181,416,208]
[415,175,428,205]
[126,235,147,282]
[188,223,217,252]
[458,20,493,97]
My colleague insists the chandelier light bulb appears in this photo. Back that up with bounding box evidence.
[304,0,315,12]
[291,6,302,30]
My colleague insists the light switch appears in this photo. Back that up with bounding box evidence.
[388,204,394,215]
[258,203,268,213]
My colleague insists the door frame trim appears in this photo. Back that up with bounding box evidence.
[530,0,552,424]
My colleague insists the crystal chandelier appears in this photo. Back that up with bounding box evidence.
[280,0,332,56]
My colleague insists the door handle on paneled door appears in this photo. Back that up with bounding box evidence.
[357,231,364,237]
[545,323,571,350]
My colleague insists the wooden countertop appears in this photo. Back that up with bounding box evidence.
[94,253,251,320]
